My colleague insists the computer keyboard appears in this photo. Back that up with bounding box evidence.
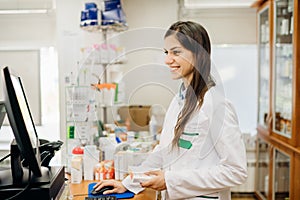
[85,196,117,200]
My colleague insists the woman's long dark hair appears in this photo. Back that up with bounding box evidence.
[164,21,216,149]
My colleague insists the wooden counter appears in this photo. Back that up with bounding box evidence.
[68,179,156,200]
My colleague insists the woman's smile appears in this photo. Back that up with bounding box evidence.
[164,34,195,85]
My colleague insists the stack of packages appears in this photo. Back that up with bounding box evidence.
[101,0,127,26]
[80,0,127,28]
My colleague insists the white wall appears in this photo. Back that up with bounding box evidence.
[212,45,258,134]
[55,0,179,165]
[0,13,56,47]
[180,7,257,44]
[56,0,259,142]
[114,0,180,109]
[122,0,178,29]
[56,0,179,142]
[179,5,258,134]
[0,12,59,161]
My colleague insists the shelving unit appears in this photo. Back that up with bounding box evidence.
[64,20,128,165]
[65,86,98,141]
[254,0,300,199]
[98,29,124,124]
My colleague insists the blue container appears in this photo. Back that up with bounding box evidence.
[85,2,97,10]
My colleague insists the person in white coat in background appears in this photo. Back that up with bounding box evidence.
[93,21,248,200]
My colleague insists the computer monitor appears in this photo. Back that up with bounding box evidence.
[0,103,6,129]
[0,66,49,187]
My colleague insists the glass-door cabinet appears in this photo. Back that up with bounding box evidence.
[256,3,272,199]
[255,0,300,199]
[273,148,290,200]
[272,0,294,139]
[256,138,271,200]
[258,3,271,128]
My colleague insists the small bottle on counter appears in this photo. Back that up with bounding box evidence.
[71,146,84,184]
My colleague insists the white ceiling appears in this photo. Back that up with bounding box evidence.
[0,0,259,10]
[184,0,258,9]
[0,0,258,14]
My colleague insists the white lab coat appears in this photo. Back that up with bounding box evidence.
[122,85,248,200]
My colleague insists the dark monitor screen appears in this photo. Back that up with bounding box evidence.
[0,104,5,128]
[12,73,39,148]
[1,66,42,177]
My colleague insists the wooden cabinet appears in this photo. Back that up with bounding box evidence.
[273,148,290,199]
[256,138,271,199]
[272,0,297,145]
[257,2,271,129]
[254,0,300,199]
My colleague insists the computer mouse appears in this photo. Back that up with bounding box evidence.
[91,185,114,195]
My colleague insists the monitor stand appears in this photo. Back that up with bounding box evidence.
[0,139,51,188]
[0,141,64,200]
[0,166,65,200]
[0,166,50,188]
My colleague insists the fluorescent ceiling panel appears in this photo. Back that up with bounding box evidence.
[0,0,53,9]
[184,0,258,8]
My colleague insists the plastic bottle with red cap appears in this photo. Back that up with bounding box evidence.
[71,146,84,184]
[72,146,84,155]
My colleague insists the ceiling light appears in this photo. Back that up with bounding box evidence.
[183,0,256,9]
[0,9,48,14]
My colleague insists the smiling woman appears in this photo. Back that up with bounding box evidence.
[164,35,195,83]
[92,21,248,200]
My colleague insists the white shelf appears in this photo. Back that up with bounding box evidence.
[80,23,128,33]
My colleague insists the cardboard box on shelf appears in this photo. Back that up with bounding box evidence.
[117,105,150,131]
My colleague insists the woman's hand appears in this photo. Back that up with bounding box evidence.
[140,170,167,191]
[93,179,127,195]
